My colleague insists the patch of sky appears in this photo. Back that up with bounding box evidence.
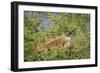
[35,12,54,31]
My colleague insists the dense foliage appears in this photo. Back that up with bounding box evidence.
[24,11,90,62]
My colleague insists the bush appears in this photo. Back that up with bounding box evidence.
[24,11,90,62]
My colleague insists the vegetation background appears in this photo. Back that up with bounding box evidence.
[24,11,90,62]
